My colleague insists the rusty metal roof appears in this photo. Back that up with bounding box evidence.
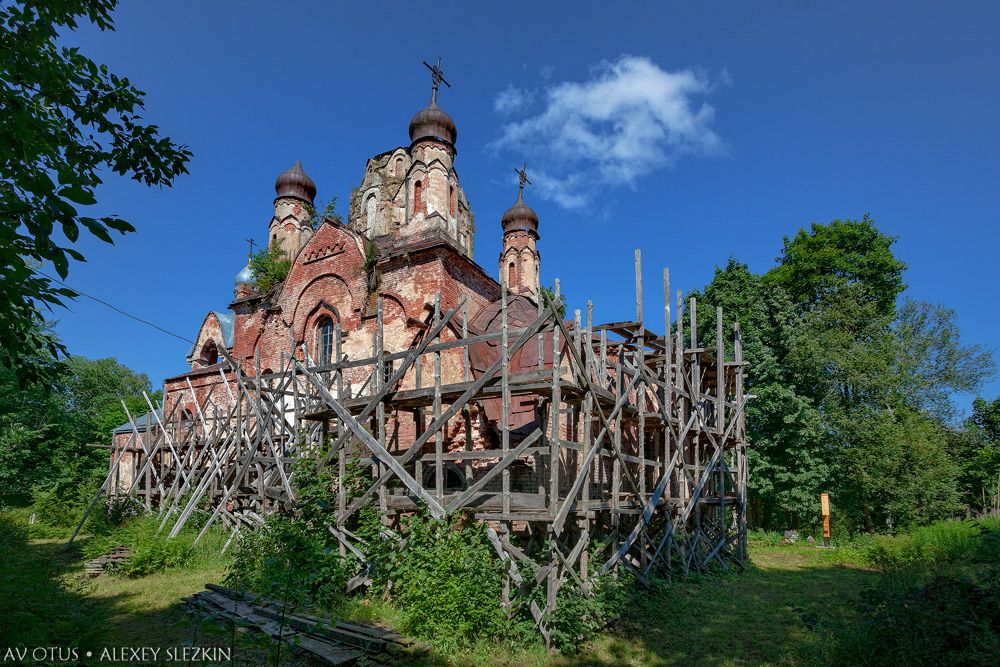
[274,161,317,202]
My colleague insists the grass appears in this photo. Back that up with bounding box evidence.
[2,512,997,666]
[561,546,878,666]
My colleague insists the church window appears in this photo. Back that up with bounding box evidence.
[449,185,456,217]
[200,340,219,366]
[508,261,516,286]
[382,352,394,385]
[317,317,334,364]
[366,195,377,236]
[413,180,423,215]
[394,156,404,177]
[423,462,467,493]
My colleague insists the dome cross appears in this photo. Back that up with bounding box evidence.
[422,57,451,105]
[515,162,531,198]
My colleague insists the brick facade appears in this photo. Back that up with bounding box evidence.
[152,99,553,494]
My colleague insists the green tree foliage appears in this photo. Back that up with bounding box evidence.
[957,396,1000,512]
[695,217,994,531]
[894,300,995,421]
[307,195,343,229]
[767,214,907,317]
[248,238,292,294]
[0,0,190,386]
[0,326,153,509]
[540,284,566,318]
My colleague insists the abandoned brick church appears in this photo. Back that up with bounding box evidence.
[103,66,748,624]
[112,64,548,493]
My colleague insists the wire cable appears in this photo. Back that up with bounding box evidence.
[37,270,195,344]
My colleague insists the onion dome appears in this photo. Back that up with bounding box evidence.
[408,99,457,146]
[274,161,317,203]
[235,263,254,287]
[501,192,539,237]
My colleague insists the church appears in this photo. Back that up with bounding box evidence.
[105,64,748,616]
[122,61,551,495]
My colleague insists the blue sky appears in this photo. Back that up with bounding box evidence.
[54,1,998,413]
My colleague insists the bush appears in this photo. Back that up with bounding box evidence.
[83,513,225,577]
[379,513,519,651]
[842,574,1000,666]
[861,518,1000,572]
[226,457,361,610]
[546,568,635,653]
[225,513,354,609]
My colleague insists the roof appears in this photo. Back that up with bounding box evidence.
[112,408,161,435]
[186,311,235,357]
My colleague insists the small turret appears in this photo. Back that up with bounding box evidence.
[499,164,540,299]
[269,161,316,260]
[234,263,255,300]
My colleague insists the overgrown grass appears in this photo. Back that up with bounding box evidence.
[5,503,999,665]
[82,512,228,577]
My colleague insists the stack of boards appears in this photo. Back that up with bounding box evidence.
[185,583,425,665]
[83,546,132,576]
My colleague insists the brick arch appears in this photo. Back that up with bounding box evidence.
[283,272,353,328]
[293,282,352,345]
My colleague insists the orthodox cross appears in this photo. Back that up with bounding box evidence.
[422,57,451,104]
[245,237,257,260]
[515,162,531,197]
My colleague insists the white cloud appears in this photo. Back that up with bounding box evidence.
[490,56,726,209]
[493,84,532,116]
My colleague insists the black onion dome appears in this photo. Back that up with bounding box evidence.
[501,192,539,237]
[408,99,457,146]
[274,161,317,202]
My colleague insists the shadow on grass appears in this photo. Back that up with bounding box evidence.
[0,516,313,665]
[556,546,881,667]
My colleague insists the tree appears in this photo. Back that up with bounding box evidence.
[0,324,154,507]
[894,299,996,421]
[0,0,190,386]
[691,259,831,528]
[249,238,292,294]
[969,396,1000,441]
[695,217,991,530]
[957,396,1000,512]
[767,215,907,319]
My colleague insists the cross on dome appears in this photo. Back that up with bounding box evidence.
[422,57,451,105]
[515,162,531,197]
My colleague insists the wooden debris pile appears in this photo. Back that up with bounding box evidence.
[184,583,423,666]
[83,546,132,576]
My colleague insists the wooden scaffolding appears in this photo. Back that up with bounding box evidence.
[83,250,749,643]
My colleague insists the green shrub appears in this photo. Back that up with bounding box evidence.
[226,457,361,609]
[841,574,1000,666]
[747,529,784,546]
[225,513,353,609]
[379,513,517,651]
[862,518,1000,572]
[547,569,635,653]
[249,239,292,293]
[82,513,225,577]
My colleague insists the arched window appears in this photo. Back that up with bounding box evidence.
[413,180,423,215]
[394,156,404,177]
[449,184,456,217]
[423,463,467,493]
[366,195,377,236]
[317,317,334,364]
[180,408,194,433]
[508,261,516,287]
[200,340,219,366]
[381,351,393,382]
